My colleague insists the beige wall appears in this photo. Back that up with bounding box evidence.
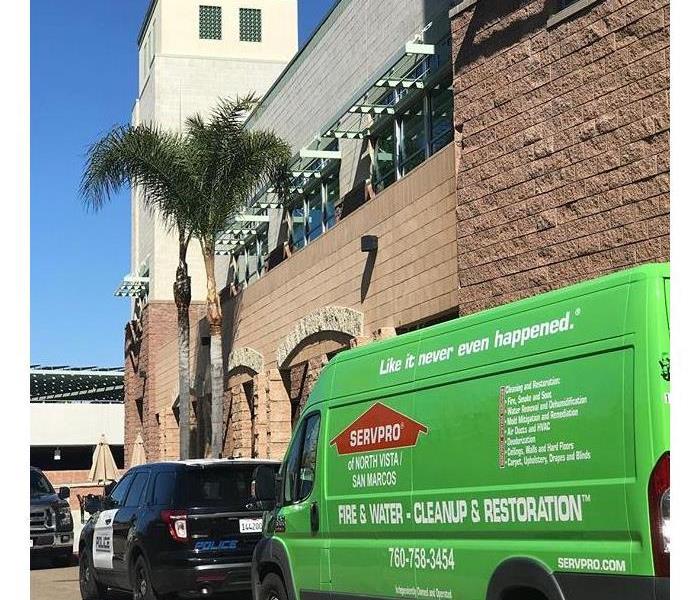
[228,145,458,369]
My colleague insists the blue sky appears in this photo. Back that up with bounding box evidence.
[30,0,336,367]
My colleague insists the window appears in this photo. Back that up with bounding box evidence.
[372,126,396,192]
[430,86,454,154]
[30,470,54,496]
[370,79,453,193]
[182,465,257,510]
[124,471,149,508]
[240,8,262,42]
[199,5,222,40]
[108,473,135,508]
[307,189,323,242]
[286,172,339,252]
[152,472,176,506]
[324,175,338,230]
[399,102,427,176]
[284,413,321,504]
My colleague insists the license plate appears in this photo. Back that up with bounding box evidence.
[239,518,262,533]
[29,539,33,548]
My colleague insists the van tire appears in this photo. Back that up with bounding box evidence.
[260,573,288,600]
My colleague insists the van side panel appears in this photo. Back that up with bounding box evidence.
[411,347,634,599]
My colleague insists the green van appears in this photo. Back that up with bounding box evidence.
[251,263,670,600]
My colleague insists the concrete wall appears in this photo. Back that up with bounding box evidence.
[131,0,297,302]
[247,0,452,153]
[30,404,124,447]
[227,145,458,368]
[451,0,669,315]
[130,146,457,460]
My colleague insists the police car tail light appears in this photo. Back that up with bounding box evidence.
[648,452,670,577]
[161,510,189,542]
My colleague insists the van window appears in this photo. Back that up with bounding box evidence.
[284,413,321,503]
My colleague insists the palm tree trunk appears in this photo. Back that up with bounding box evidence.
[202,242,225,458]
[174,232,192,460]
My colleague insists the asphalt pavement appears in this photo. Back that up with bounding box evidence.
[30,557,129,600]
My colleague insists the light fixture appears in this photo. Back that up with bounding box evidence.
[54,448,61,461]
[361,235,378,252]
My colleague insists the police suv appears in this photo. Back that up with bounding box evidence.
[78,458,279,600]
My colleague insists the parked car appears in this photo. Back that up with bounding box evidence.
[251,264,670,600]
[30,466,74,565]
[78,458,280,600]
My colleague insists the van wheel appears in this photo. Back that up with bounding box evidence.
[260,573,288,600]
[79,548,107,600]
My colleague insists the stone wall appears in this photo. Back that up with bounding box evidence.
[451,0,669,315]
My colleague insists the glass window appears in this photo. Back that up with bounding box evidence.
[240,8,262,42]
[181,465,257,510]
[307,189,323,242]
[30,470,54,496]
[284,413,321,503]
[152,472,176,506]
[372,126,396,192]
[290,204,305,250]
[199,5,222,40]
[109,473,135,508]
[298,414,321,500]
[400,103,427,176]
[324,176,338,230]
[430,87,454,154]
[124,472,149,508]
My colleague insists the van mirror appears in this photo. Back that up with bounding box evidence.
[252,465,276,503]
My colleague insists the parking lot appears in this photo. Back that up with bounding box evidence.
[30,558,129,600]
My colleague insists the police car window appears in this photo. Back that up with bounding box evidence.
[109,473,135,507]
[152,472,176,506]
[285,413,320,503]
[124,472,149,508]
[183,466,256,510]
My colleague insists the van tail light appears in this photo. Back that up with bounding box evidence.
[161,510,189,542]
[648,452,670,577]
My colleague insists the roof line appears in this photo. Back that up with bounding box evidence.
[246,0,345,128]
[137,0,158,47]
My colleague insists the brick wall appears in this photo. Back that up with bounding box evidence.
[451,0,669,315]
[124,301,207,464]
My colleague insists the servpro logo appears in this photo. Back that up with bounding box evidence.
[331,403,428,455]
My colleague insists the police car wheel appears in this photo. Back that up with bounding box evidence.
[260,574,288,600]
[132,555,164,600]
[79,548,107,600]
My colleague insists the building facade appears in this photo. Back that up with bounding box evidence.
[122,0,669,464]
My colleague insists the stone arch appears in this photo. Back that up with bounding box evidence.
[276,306,363,427]
[225,347,264,459]
[276,306,364,369]
[228,347,264,374]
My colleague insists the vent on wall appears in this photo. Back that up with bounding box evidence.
[240,8,262,42]
[199,5,222,40]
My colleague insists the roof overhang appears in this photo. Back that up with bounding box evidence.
[30,366,125,403]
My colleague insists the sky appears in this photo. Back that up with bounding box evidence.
[30,0,337,368]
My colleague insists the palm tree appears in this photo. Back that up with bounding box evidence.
[184,97,291,458]
[81,124,197,460]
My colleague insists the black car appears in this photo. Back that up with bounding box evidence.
[78,458,279,600]
[30,466,74,565]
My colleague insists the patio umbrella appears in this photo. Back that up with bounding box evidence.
[130,432,146,467]
[88,434,118,492]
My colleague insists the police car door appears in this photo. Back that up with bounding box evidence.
[112,470,151,586]
[93,472,135,585]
